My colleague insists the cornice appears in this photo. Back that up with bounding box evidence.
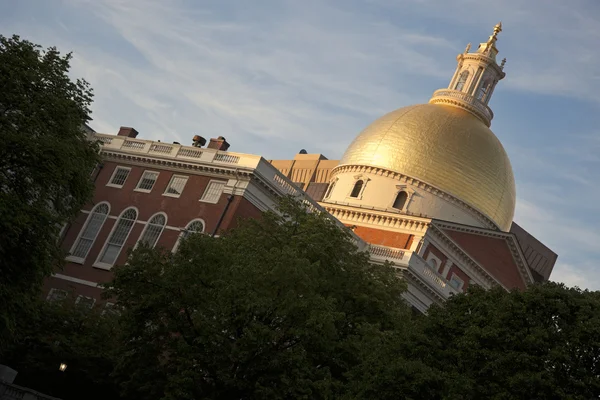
[321,203,430,234]
[330,164,498,230]
[101,150,253,179]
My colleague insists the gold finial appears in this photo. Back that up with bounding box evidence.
[488,22,502,44]
[464,43,471,54]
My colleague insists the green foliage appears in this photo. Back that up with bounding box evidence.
[0,34,100,349]
[421,283,600,400]
[1,294,121,400]
[353,282,600,400]
[107,197,410,399]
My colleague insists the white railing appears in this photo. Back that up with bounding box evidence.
[430,89,493,122]
[408,253,456,298]
[95,134,261,168]
[149,143,174,154]
[369,245,405,261]
[177,148,203,158]
[214,153,240,164]
[0,381,61,399]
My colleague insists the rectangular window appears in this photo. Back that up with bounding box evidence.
[75,295,96,309]
[449,273,464,291]
[164,175,188,197]
[46,288,68,302]
[107,166,131,188]
[135,171,159,192]
[200,180,226,203]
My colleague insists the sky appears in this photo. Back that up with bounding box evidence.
[2,0,600,289]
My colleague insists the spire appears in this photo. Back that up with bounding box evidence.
[487,22,502,46]
[428,23,507,127]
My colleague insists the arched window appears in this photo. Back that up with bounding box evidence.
[97,208,138,266]
[173,219,205,252]
[453,70,469,91]
[393,191,408,210]
[138,213,167,248]
[70,202,110,260]
[325,180,336,199]
[350,180,364,198]
[476,79,493,101]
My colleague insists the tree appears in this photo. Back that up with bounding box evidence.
[0,35,99,349]
[107,197,411,399]
[1,294,122,400]
[356,283,600,400]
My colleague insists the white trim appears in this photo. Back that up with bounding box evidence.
[172,218,206,253]
[199,179,227,204]
[65,255,85,264]
[94,206,139,270]
[134,170,160,193]
[163,174,189,198]
[106,166,131,188]
[46,288,68,301]
[68,202,111,262]
[53,273,99,288]
[448,272,465,291]
[135,211,168,249]
[76,295,96,308]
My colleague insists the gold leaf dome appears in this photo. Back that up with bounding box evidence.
[338,103,515,231]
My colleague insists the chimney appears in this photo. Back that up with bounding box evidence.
[207,136,230,151]
[117,126,139,138]
[192,135,207,147]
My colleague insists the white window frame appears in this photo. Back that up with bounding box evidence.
[106,166,131,188]
[46,288,68,302]
[200,180,226,204]
[136,212,168,249]
[134,170,160,193]
[67,202,111,264]
[94,207,138,270]
[347,175,369,200]
[324,178,338,199]
[163,175,189,198]
[75,295,96,309]
[449,273,465,291]
[425,253,442,272]
[172,218,206,253]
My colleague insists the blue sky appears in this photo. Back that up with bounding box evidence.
[2,0,600,289]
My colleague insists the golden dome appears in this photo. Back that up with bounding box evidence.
[339,103,515,231]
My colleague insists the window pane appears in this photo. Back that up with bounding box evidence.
[99,209,137,264]
[110,167,130,186]
[137,171,159,191]
[71,204,109,259]
[187,220,204,233]
[139,214,166,247]
[165,176,188,196]
[201,181,225,203]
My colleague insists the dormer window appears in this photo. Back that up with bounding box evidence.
[350,180,364,198]
[454,70,469,91]
[393,191,408,210]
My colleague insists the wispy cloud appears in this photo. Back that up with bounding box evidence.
[2,0,600,289]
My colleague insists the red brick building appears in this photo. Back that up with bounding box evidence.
[45,127,325,309]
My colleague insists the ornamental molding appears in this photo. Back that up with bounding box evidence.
[432,220,534,286]
[330,164,498,230]
[321,203,430,234]
[428,97,491,127]
[101,150,253,179]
